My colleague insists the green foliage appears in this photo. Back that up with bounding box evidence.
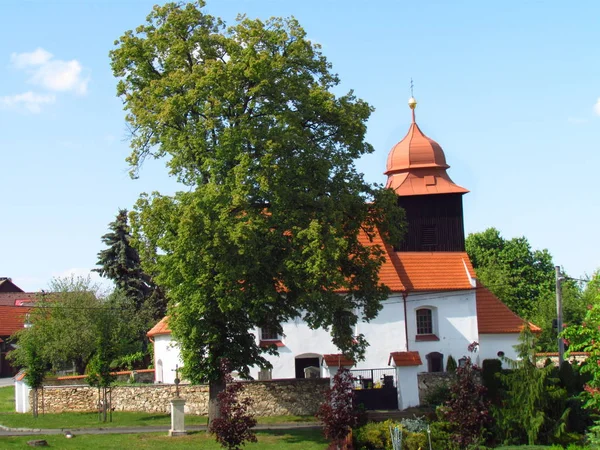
[353,419,453,450]
[111,0,405,404]
[494,327,570,446]
[9,276,104,375]
[466,228,589,352]
[94,208,166,323]
[446,354,457,372]
[423,383,451,407]
[481,358,503,403]
[466,228,555,319]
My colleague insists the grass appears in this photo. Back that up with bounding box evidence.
[0,386,14,413]
[0,406,316,430]
[0,429,328,449]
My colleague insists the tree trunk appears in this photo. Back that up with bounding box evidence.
[32,388,38,418]
[207,378,225,428]
[75,358,86,375]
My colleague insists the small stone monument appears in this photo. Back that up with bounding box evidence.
[169,365,187,437]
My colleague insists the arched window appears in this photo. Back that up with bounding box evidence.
[416,308,433,335]
[156,359,163,383]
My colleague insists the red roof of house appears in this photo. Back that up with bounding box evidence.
[0,306,30,337]
[147,316,171,337]
[323,354,355,367]
[0,292,38,306]
[476,283,541,334]
[388,351,422,367]
[384,100,468,197]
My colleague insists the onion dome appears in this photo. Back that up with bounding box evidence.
[384,98,468,196]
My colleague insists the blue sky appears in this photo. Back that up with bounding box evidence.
[1,0,598,292]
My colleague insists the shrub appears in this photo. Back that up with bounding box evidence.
[423,383,451,406]
[442,356,490,448]
[353,419,395,450]
[209,360,257,450]
[316,368,359,449]
[446,355,457,372]
[481,358,503,403]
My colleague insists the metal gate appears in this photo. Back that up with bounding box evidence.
[350,368,398,410]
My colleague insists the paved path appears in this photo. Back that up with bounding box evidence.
[0,422,320,437]
[0,377,13,387]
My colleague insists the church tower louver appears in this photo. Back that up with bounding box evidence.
[385,97,468,251]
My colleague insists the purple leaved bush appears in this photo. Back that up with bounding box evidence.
[209,360,258,450]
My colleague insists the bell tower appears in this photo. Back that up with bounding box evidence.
[385,98,468,251]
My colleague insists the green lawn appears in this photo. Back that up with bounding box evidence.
[0,386,14,413]
[0,407,316,430]
[0,429,327,449]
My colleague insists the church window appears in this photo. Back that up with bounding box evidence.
[416,308,433,335]
[260,327,279,341]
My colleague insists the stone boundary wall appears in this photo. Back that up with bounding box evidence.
[535,352,589,368]
[417,372,455,405]
[33,378,330,416]
[42,369,155,386]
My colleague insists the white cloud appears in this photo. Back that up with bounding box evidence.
[10,47,89,95]
[594,98,600,116]
[0,91,55,113]
[10,48,52,68]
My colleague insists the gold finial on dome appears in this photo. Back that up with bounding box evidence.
[408,97,417,109]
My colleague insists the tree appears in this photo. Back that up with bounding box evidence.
[110,1,405,422]
[9,276,104,375]
[94,208,166,321]
[466,228,588,351]
[495,327,569,446]
[466,228,555,319]
[8,329,47,418]
[86,308,118,423]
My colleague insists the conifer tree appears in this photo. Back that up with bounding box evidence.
[95,209,166,321]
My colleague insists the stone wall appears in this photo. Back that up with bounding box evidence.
[417,372,455,405]
[33,378,329,416]
[43,369,155,386]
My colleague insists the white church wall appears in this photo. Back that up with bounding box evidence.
[252,295,408,379]
[478,333,520,366]
[405,290,479,371]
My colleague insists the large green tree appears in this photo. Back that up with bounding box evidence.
[110,1,404,420]
[466,227,587,351]
[94,208,166,321]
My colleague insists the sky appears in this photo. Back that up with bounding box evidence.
[1,0,599,292]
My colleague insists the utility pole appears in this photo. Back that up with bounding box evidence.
[556,266,564,366]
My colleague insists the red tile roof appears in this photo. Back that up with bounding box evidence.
[147,316,171,337]
[323,354,355,367]
[356,229,405,292]
[394,252,476,291]
[388,351,422,367]
[0,306,30,336]
[476,283,541,334]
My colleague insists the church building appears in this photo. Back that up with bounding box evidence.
[148,97,539,410]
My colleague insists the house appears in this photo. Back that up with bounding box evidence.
[0,278,36,377]
[148,98,540,409]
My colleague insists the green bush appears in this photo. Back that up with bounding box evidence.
[446,355,457,372]
[353,420,394,450]
[423,383,451,406]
